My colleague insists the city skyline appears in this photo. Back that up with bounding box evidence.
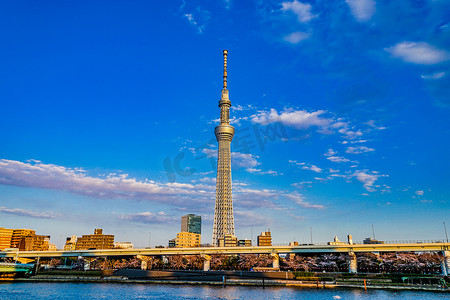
[0,1,449,248]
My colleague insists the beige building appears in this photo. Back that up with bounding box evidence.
[114,242,134,249]
[175,232,201,248]
[0,228,14,250]
[75,229,114,250]
[48,243,57,251]
[64,235,77,251]
[328,236,347,245]
[257,231,272,246]
[238,239,252,247]
[219,234,237,247]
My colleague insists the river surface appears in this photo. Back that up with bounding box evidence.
[0,282,448,299]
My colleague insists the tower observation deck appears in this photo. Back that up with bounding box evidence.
[212,50,235,246]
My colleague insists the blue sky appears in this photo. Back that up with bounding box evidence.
[1,0,449,248]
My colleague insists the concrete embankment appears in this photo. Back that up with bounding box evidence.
[10,271,449,292]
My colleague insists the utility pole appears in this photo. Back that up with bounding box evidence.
[310,227,313,244]
[149,232,151,248]
[371,224,376,240]
[444,222,449,243]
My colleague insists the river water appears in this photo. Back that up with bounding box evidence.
[0,282,448,299]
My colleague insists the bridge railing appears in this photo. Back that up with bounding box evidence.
[273,240,446,246]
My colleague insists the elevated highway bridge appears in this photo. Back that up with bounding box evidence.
[1,242,449,258]
[2,242,449,274]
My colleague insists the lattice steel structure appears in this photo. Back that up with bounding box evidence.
[212,50,235,246]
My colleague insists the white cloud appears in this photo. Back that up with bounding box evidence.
[250,108,364,141]
[326,156,350,163]
[204,149,261,170]
[285,194,325,209]
[246,168,280,176]
[365,120,386,130]
[386,42,450,65]
[231,104,254,111]
[284,31,310,44]
[234,211,272,227]
[232,152,260,169]
[291,181,312,189]
[303,164,322,173]
[353,170,387,192]
[415,190,424,196]
[118,211,177,224]
[346,0,375,22]
[281,0,316,23]
[289,160,322,173]
[184,14,205,33]
[0,159,214,205]
[421,72,445,80]
[346,146,375,154]
[251,108,331,129]
[0,206,59,219]
[324,148,337,157]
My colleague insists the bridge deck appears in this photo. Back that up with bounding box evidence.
[1,243,449,258]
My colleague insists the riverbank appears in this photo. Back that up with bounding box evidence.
[4,274,449,293]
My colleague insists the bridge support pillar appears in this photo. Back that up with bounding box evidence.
[441,251,450,276]
[271,253,280,269]
[201,254,211,271]
[137,255,149,270]
[348,252,357,273]
[84,259,91,271]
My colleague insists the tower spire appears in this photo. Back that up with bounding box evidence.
[223,50,228,89]
[212,50,235,246]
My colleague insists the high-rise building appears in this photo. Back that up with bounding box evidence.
[175,232,201,248]
[212,50,235,246]
[181,214,201,234]
[11,229,36,249]
[0,228,14,250]
[257,231,272,246]
[75,229,114,250]
[1,228,51,251]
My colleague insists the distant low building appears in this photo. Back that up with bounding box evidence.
[363,237,385,244]
[64,236,77,251]
[238,239,252,247]
[289,241,299,246]
[114,242,134,249]
[257,231,272,246]
[48,243,57,251]
[219,234,237,247]
[75,229,114,250]
[175,232,201,248]
[328,235,347,245]
[168,239,176,248]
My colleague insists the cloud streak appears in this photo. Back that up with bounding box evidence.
[0,206,58,219]
[0,159,213,205]
[386,42,449,65]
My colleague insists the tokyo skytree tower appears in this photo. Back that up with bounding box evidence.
[212,50,235,246]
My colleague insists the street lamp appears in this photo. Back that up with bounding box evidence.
[310,227,313,244]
